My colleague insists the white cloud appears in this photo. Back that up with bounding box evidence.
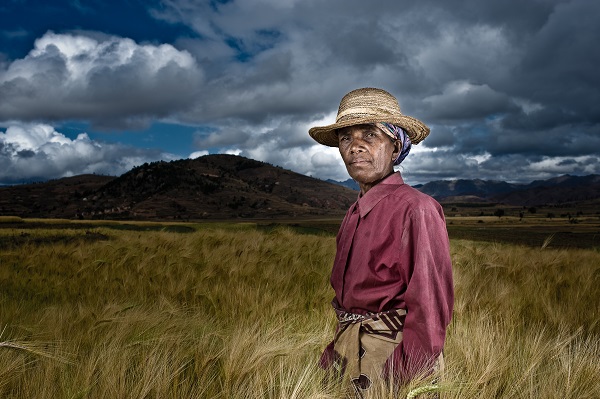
[0,31,204,127]
[529,156,599,175]
[190,111,350,181]
[0,123,174,184]
[311,151,340,168]
[189,150,209,159]
[241,140,347,181]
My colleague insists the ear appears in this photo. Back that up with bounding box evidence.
[391,139,402,161]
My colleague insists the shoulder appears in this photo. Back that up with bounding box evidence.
[358,174,445,221]
[389,183,443,215]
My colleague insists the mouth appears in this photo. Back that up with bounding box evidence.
[349,158,370,165]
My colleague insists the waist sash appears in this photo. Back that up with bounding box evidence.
[332,302,407,395]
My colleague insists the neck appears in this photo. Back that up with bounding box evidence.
[358,171,395,195]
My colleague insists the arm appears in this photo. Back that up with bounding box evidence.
[384,207,454,382]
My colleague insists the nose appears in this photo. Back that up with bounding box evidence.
[349,137,366,154]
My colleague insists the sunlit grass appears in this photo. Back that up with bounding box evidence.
[0,221,598,398]
[0,216,24,223]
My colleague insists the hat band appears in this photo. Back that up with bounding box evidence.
[336,106,399,123]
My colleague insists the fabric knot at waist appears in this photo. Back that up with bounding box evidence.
[330,300,408,393]
[333,300,407,337]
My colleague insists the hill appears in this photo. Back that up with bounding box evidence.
[0,174,114,218]
[492,175,600,206]
[3,156,599,221]
[327,178,359,191]
[413,174,600,206]
[413,179,518,199]
[0,155,357,220]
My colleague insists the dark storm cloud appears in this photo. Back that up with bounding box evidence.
[17,149,36,158]
[423,82,520,121]
[423,125,455,148]
[500,0,600,130]
[193,127,251,148]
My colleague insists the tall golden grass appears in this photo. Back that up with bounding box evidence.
[0,223,598,398]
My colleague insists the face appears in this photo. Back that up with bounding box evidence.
[337,124,400,194]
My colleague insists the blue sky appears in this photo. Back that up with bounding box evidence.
[1,0,599,185]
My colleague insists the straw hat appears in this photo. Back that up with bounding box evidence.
[308,87,430,147]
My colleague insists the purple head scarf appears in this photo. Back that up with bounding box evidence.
[374,122,412,165]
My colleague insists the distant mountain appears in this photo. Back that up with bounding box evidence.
[415,179,519,199]
[491,174,600,206]
[0,155,357,220]
[327,178,360,191]
[2,157,599,221]
[415,174,600,206]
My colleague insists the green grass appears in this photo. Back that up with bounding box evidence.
[0,221,599,398]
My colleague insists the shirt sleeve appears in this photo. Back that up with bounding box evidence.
[385,206,454,382]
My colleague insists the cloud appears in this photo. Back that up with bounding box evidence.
[2,0,599,186]
[423,81,518,121]
[1,28,29,39]
[243,141,348,182]
[188,150,209,159]
[401,147,600,184]
[0,31,204,129]
[0,123,174,184]
[187,111,350,181]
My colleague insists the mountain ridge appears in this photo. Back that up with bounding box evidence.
[1,155,598,220]
[411,174,600,206]
[0,155,357,220]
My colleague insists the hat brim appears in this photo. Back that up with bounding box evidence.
[309,115,430,147]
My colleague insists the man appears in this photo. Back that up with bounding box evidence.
[308,88,454,395]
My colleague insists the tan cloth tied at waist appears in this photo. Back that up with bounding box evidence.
[332,305,407,393]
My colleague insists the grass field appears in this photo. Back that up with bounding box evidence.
[0,217,599,398]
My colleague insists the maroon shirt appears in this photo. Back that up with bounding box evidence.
[326,172,454,379]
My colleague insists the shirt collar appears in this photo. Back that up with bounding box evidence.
[356,172,405,218]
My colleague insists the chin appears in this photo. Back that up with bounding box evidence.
[350,176,375,186]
